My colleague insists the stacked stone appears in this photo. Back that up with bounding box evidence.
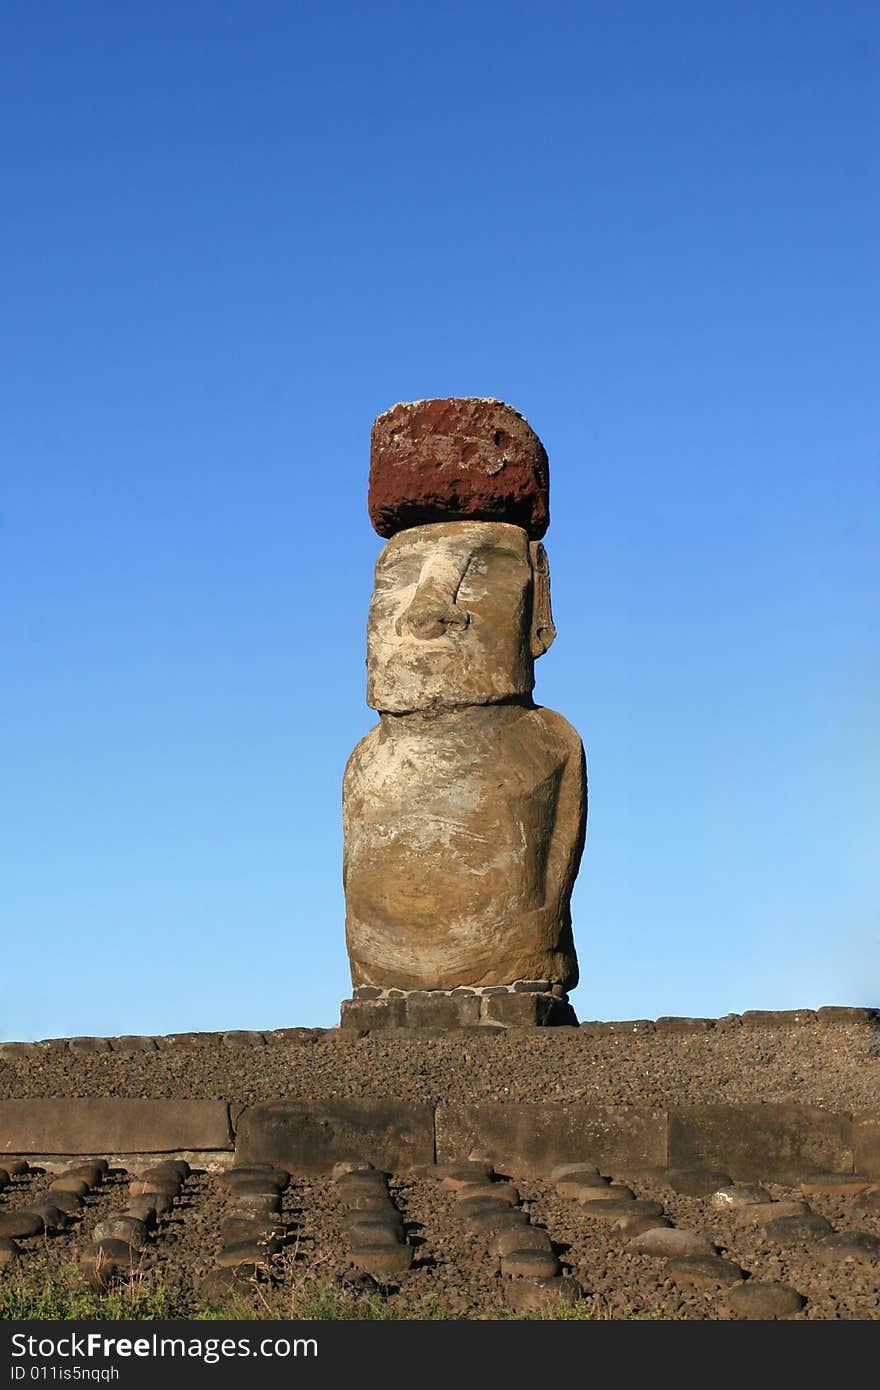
[342,399,587,1027]
[335,1160,413,1278]
[0,1159,112,1269]
[343,981,576,1031]
[83,1158,189,1290]
[206,1164,289,1291]
[423,1160,582,1314]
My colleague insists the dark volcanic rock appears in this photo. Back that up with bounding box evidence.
[369,398,550,539]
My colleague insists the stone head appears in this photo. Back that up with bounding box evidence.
[366,520,556,713]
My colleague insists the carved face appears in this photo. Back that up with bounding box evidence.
[366,521,555,713]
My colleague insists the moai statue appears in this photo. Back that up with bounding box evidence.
[341,398,586,1029]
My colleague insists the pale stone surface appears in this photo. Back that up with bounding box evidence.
[345,702,584,990]
[344,425,586,996]
[365,522,555,713]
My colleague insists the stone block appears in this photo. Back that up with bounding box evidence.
[405,993,481,1029]
[0,1099,233,1155]
[435,1102,667,1180]
[339,998,406,1031]
[668,1104,852,1181]
[817,1006,879,1025]
[654,1017,715,1034]
[740,1009,817,1029]
[369,397,549,539]
[853,1112,880,1178]
[579,1020,655,1036]
[234,1099,435,1175]
[482,993,575,1027]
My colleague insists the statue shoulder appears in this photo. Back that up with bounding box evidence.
[343,722,382,783]
[526,706,586,766]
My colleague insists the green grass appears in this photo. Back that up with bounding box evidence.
[0,1262,173,1320]
[1,1259,613,1322]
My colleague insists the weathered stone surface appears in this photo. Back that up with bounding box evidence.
[577,1184,634,1204]
[0,1210,44,1238]
[332,1159,375,1180]
[92,1217,149,1250]
[349,1243,413,1276]
[339,998,406,1031]
[128,1178,180,1199]
[0,1099,232,1154]
[800,1174,874,1196]
[113,1036,159,1053]
[668,1104,852,1180]
[456,1206,529,1237]
[654,1017,715,1034]
[436,1102,667,1179]
[230,1193,282,1217]
[613,1213,673,1238]
[665,1168,733,1197]
[341,1208,404,1235]
[665,1256,745,1289]
[342,1192,397,1214]
[49,1177,90,1198]
[581,1199,661,1223]
[710,1184,772,1209]
[762,1213,834,1242]
[853,1189,880,1215]
[69,1036,113,1054]
[727,1282,805,1318]
[556,1174,609,1198]
[222,1031,266,1048]
[345,703,584,992]
[63,1161,106,1186]
[235,1099,434,1174]
[483,992,575,1027]
[814,1231,880,1265]
[735,1200,812,1226]
[43,1189,82,1215]
[626,1228,717,1258]
[406,993,481,1029]
[579,1020,655,1036]
[344,508,585,995]
[220,1216,283,1247]
[512,980,551,993]
[852,1113,880,1178]
[23,1202,68,1234]
[82,1241,141,1290]
[334,1171,388,1196]
[549,1162,600,1183]
[0,1237,21,1268]
[501,1249,560,1279]
[438,1164,494,1191]
[504,1276,582,1314]
[740,1010,817,1029]
[817,1006,878,1024]
[458,1193,518,1219]
[490,1224,553,1258]
[217,1239,280,1267]
[145,1159,191,1182]
[369,398,550,540]
[455,1182,519,1207]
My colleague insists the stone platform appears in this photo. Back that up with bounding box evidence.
[340,981,578,1030]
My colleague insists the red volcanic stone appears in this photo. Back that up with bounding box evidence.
[369,398,550,539]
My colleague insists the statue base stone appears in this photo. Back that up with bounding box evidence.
[340,983,578,1031]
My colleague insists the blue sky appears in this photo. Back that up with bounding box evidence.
[1,1,877,1038]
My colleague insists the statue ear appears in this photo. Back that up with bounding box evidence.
[529,541,556,658]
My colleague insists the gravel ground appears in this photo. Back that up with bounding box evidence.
[2,1159,879,1320]
[1,1020,878,1110]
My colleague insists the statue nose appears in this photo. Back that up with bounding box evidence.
[395,577,469,639]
